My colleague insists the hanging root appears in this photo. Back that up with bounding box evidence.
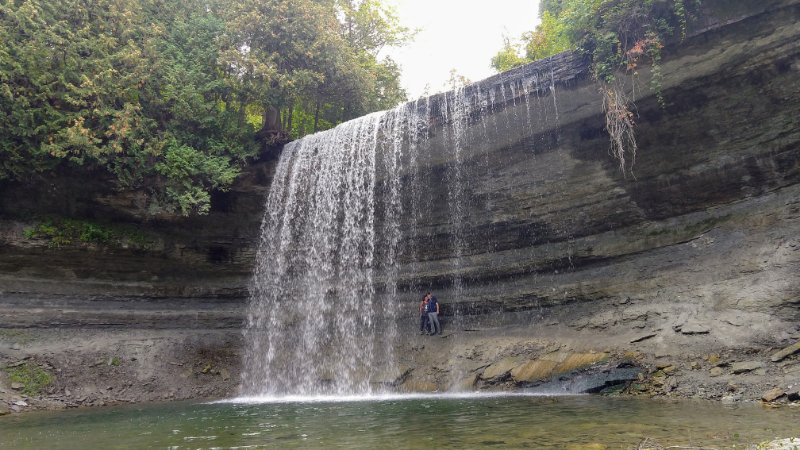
[601,82,638,177]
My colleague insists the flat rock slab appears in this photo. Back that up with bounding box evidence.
[761,387,785,402]
[731,361,764,374]
[680,319,711,335]
[511,360,559,383]
[481,357,523,380]
[509,352,609,384]
[771,341,800,362]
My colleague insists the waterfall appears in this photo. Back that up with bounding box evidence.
[241,65,562,397]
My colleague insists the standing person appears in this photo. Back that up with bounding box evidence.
[419,295,430,335]
[427,292,441,335]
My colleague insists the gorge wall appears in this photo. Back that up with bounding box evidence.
[1,0,799,408]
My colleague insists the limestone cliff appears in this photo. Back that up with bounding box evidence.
[0,0,799,407]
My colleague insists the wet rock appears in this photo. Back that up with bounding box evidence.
[551,352,609,373]
[371,367,410,386]
[709,367,724,377]
[0,405,9,416]
[454,373,479,391]
[721,394,742,403]
[761,387,785,402]
[400,379,438,393]
[530,367,640,394]
[481,357,522,380]
[731,361,764,374]
[510,360,558,383]
[771,341,800,362]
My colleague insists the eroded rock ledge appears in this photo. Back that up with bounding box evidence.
[1,0,799,411]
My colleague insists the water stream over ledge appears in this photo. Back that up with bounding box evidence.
[241,60,566,396]
[2,395,798,449]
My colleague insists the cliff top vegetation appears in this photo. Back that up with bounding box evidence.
[492,0,702,174]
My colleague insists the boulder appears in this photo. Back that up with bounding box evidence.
[761,387,785,402]
[771,341,800,362]
[731,361,764,374]
[11,382,24,390]
[709,367,724,377]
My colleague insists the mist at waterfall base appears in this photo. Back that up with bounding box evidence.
[240,63,563,398]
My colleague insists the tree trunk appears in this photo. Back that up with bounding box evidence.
[286,104,294,134]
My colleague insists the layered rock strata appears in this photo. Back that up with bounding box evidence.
[1,0,799,408]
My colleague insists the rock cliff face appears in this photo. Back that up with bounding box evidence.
[1,0,799,407]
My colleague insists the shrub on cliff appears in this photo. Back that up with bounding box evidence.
[491,0,702,174]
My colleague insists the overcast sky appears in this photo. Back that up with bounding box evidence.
[384,0,541,99]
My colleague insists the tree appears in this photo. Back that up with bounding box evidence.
[0,0,412,216]
[490,36,529,72]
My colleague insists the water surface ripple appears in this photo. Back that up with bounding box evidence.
[2,395,798,449]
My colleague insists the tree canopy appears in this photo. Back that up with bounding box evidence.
[0,0,411,216]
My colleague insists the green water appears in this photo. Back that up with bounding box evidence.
[1,395,797,449]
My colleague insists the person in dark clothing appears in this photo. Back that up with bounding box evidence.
[419,295,430,334]
[426,292,441,335]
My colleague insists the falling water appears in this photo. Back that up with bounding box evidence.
[242,65,563,397]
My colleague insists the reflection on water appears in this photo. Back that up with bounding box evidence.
[1,395,798,449]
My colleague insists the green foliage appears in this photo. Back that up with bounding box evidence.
[6,362,53,396]
[491,0,701,174]
[23,217,155,249]
[491,0,701,84]
[491,37,530,72]
[0,0,410,216]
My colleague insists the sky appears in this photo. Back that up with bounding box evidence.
[384,0,541,99]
